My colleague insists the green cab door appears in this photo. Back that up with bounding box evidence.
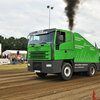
[54,29,74,60]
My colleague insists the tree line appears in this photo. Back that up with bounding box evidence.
[0,35,27,52]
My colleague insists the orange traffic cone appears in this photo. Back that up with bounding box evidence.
[93,90,97,100]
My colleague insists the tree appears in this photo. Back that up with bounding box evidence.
[18,37,27,50]
[7,37,17,50]
[0,35,27,52]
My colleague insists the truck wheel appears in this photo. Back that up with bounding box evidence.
[87,64,96,77]
[36,73,47,78]
[61,63,73,81]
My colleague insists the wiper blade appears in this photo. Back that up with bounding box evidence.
[40,42,47,44]
[29,43,36,45]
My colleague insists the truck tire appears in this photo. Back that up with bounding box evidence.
[36,73,47,78]
[87,64,96,77]
[61,63,73,81]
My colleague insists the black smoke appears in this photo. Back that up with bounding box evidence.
[64,0,80,30]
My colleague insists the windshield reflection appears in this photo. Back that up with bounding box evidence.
[28,32,54,45]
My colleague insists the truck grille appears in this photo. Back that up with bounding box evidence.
[29,51,49,59]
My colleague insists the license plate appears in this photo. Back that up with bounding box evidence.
[34,70,41,73]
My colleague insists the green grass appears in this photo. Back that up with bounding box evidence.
[0,64,27,71]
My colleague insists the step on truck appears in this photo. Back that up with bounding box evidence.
[27,28,99,81]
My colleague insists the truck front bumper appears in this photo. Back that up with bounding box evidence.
[28,60,62,74]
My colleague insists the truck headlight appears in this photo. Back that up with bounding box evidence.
[46,64,52,67]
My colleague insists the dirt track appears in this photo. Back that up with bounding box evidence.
[0,70,100,100]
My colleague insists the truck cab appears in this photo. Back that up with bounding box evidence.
[27,28,99,80]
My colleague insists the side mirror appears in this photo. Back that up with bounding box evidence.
[59,35,63,40]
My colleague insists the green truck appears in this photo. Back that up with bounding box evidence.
[27,28,99,80]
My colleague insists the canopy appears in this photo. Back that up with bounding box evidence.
[3,50,27,55]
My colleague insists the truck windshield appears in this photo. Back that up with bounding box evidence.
[28,32,55,45]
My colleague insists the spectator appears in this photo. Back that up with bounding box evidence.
[17,55,20,64]
[1,54,3,58]
[7,55,9,58]
[10,56,12,63]
[4,54,6,58]
[21,56,24,64]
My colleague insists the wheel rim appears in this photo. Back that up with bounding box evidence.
[64,66,71,77]
[91,66,95,75]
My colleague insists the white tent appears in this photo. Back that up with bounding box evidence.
[3,50,27,55]
[3,50,27,59]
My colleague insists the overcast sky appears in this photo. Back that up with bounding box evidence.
[0,0,100,47]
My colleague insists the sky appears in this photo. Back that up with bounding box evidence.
[0,0,100,47]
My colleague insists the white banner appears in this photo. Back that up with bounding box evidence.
[0,58,10,65]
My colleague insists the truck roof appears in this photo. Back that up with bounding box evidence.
[29,28,56,35]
